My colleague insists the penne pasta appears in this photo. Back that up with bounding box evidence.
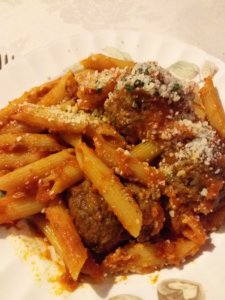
[75,142,143,238]
[93,134,164,186]
[13,103,99,134]
[0,170,9,176]
[130,140,162,162]
[0,120,42,134]
[0,151,48,170]
[80,53,134,70]
[31,215,104,282]
[0,149,74,192]
[87,123,126,148]
[103,238,199,274]
[30,214,64,258]
[77,80,116,109]
[192,94,206,120]
[45,200,87,281]
[0,194,45,224]
[49,163,83,195]
[170,208,207,246]
[0,78,58,126]
[39,71,76,106]
[37,157,83,202]
[0,133,64,152]
[60,133,81,147]
[200,76,225,137]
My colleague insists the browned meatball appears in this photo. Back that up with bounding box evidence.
[67,180,129,254]
[104,62,197,143]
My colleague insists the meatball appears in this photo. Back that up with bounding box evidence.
[67,180,128,254]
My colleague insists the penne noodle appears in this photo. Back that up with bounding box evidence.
[103,238,199,274]
[77,80,116,109]
[130,140,162,162]
[80,53,134,71]
[74,69,95,85]
[0,151,48,170]
[75,68,121,109]
[0,79,58,126]
[127,157,164,186]
[87,123,126,148]
[75,142,143,238]
[45,200,87,281]
[171,210,206,246]
[0,194,45,224]
[0,120,42,134]
[39,71,76,106]
[58,99,77,111]
[31,215,104,282]
[0,133,64,152]
[13,103,99,134]
[93,134,117,167]
[61,133,81,147]
[181,214,206,246]
[37,157,83,202]
[192,94,206,120]
[192,103,206,120]
[93,134,164,186]
[200,76,225,137]
[30,214,64,258]
[49,163,83,195]
[0,170,9,176]
[0,149,74,192]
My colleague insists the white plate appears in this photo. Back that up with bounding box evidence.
[1,30,225,300]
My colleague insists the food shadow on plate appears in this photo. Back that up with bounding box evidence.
[216,222,225,233]
[89,276,115,298]
[184,238,215,263]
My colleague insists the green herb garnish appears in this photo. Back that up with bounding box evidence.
[134,79,144,88]
[172,83,181,91]
[125,83,134,93]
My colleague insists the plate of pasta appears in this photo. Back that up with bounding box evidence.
[1,30,225,300]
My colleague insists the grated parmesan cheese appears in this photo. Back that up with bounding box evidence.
[174,119,218,165]
[200,188,208,197]
[16,136,22,142]
[116,61,197,103]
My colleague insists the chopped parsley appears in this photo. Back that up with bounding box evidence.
[137,67,149,75]
[125,80,144,93]
[125,83,134,93]
[134,79,144,88]
[172,83,181,92]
